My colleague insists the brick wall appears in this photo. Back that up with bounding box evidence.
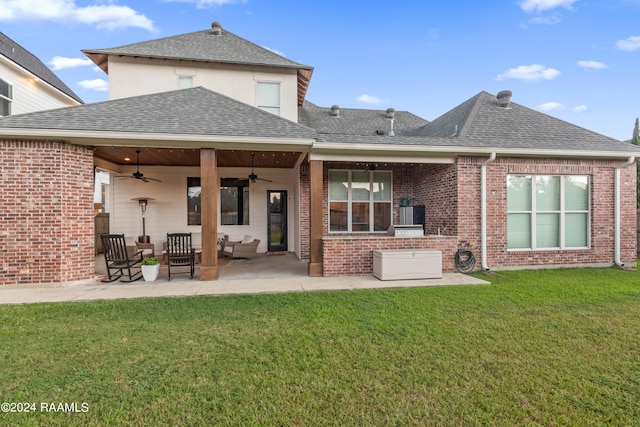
[466,156,637,269]
[0,140,96,285]
[306,156,636,276]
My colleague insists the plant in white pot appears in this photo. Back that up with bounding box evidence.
[141,257,160,282]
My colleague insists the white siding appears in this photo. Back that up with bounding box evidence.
[107,57,299,122]
[0,58,80,114]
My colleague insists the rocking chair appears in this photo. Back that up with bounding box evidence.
[100,234,144,282]
[166,233,195,281]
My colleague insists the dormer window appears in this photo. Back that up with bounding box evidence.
[257,81,280,116]
[0,78,12,116]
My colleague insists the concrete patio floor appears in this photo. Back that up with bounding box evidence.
[0,253,490,305]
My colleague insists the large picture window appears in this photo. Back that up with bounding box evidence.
[0,78,12,116]
[507,175,590,250]
[329,170,392,233]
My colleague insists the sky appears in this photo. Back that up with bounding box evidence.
[0,0,639,141]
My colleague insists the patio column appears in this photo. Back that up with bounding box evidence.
[200,148,219,280]
[308,159,323,276]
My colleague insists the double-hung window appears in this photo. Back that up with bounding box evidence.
[329,170,392,232]
[507,175,590,249]
[0,78,12,116]
[257,82,280,116]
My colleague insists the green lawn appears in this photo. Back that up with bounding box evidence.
[1,267,639,426]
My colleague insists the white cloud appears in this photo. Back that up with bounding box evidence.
[616,36,640,51]
[263,46,285,57]
[573,105,588,112]
[78,78,108,91]
[537,102,565,111]
[357,94,383,105]
[528,14,562,25]
[497,64,561,81]
[0,0,155,31]
[577,60,608,70]
[48,56,93,70]
[163,0,246,9]
[518,0,579,13]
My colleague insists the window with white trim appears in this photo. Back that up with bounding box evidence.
[178,75,193,89]
[507,175,590,250]
[257,81,280,116]
[329,170,392,232]
[0,78,12,116]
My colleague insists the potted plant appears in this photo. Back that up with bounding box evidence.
[141,257,160,282]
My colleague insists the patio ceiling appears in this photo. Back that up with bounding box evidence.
[93,147,304,168]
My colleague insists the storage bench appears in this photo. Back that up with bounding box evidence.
[372,249,442,280]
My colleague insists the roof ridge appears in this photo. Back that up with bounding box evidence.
[456,92,490,138]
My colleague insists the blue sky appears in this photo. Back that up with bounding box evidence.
[1,0,639,141]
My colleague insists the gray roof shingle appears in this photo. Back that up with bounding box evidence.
[0,32,83,104]
[299,101,428,136]
[82,24,312,71]
[0,86,316,140]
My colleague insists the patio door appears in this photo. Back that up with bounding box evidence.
[267,190,287,252]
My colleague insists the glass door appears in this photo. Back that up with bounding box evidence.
[267,190,287,252]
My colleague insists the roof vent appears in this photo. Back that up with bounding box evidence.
[330,105,340,117]
[386,108,395,119]
[211,22,222,36]
[496,90,512,108]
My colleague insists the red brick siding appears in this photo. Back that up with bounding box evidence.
[299,163,310,259]
[0,140,95,285]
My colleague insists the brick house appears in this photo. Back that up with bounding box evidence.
[1,22,638,286]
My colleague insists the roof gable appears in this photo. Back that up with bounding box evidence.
[0,32,83,104]
[0,86,316,140]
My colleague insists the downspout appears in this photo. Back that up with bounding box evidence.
[481,152,497,270]
[614,156,635,267]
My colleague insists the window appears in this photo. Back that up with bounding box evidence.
[187,177,201,225]
[257,82,280,116]
[0,78,12,116]
[178,76,193,89]
[507,175,590,250]
[221,178,250,225]
[329,170,392,232]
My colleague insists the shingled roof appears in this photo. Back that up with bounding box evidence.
[0,32,83,104]
[82,22,313,106]
[0,86,316,140]
[413,91,638,153]
[299,101,428,137]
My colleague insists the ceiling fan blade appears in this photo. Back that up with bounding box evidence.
[256,177,273,183]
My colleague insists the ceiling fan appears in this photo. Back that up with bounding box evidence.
[118,150,162,183]
[247,152,272,183]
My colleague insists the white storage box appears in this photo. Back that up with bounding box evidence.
[373,249,442,280]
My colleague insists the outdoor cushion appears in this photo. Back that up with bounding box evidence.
[241,235,254,244]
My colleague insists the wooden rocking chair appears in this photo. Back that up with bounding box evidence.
[166,233,195,281]
[100,234,144,282]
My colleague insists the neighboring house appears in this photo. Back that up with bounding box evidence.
[0,22,638,286]
[0,32,83,115]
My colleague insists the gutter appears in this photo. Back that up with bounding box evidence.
[614,156,635,267]
[481,152,497,270]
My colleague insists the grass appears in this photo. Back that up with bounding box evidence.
[1,267,640,426]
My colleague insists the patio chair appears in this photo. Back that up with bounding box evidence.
[223,236,260,259]
[100,234,144,282]
[166,233,195,280]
